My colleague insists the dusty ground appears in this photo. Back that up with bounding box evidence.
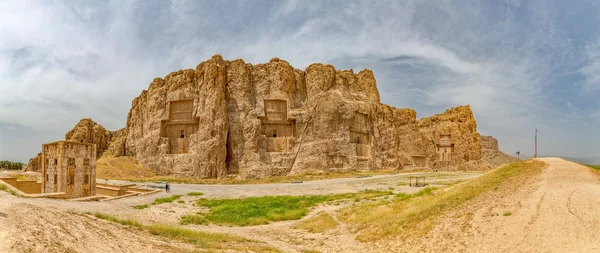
[376,158,600,252]
[3,159,597,253]
[0,171,479,252]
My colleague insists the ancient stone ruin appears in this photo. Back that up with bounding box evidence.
[41,141,97,198]
[112,55,482,179]
[26,55,495,179]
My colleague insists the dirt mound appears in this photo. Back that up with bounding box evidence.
[0,202,190,253]
[95,155,156,179]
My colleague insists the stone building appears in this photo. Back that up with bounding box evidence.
[41,141,96,198]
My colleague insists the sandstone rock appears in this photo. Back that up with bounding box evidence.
[121,55,484,179]
[481,135,518,168]
[105,128,127,157]
[24,153,41,172]
[65,118,113,157]
[25,118,114,172]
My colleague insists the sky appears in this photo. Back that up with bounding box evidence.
[1,0,599,163]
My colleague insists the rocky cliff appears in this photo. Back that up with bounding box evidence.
[118,55,483,179]
[481,135,518,168]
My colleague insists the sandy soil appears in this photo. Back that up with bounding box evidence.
[378,158,600,252]
[0,171,480,252]
[0,196,191,253]
[6,159,597,252]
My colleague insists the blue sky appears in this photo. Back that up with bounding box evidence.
[1,0,599,163]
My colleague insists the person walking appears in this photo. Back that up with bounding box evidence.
[165,182,170,193]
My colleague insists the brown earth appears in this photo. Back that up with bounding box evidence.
[2,158,598,252]
[376,158,600,252]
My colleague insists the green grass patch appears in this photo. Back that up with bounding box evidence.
[132,195,182,209]
[338,160,546,242]
[89,212,278,252]
[187,191,204,196]
[196,190,392,226]
[134,204,149,209]
[586,165,600,171]
[180,214,210,225]
[503,211,512,216]
[90,212,143,229]
[0,184,19,196]
[152,195,182,205]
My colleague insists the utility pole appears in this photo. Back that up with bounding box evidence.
[534,129,538,158]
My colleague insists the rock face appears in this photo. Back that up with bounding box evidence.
[120,55,483,179]
[481,136,518,168]
[65,118,113,157]
[24,153,41,172]
[25,118,114,172]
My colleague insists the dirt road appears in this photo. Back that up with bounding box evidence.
[398,158,600,252]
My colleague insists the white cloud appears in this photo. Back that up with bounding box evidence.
[580,43,600,92]
[0,0,599,161]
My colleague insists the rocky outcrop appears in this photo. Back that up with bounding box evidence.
[105,128,127,157]
[120,55,483,179]
[25,119,114,172]
[481,136,518,168]
[65,118,113,157]
[24,153,41,172]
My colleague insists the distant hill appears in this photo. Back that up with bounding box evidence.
[507,154,600,165]
[556,156,600,165]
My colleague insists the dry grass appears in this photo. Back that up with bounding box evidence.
[96,156,402,185]
[337,160,546,242]
[125,170,399,185]
[89,212,279,252]
[0,183,19,196]
[96,155,156,179]
[294,212,339,233]
[134,195,182,209]
[587,165,600,178]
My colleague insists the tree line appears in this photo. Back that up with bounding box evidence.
[0,160,25,170]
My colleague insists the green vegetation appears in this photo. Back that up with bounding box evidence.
[0,184,19,196]
[180,214,209,225]
[294,213,339,233]
[338,160,546,241]
[503,211,512,216]
[586,165,600,171]
[133,195,182,209]
[133,204,149,209]
[90,212,143,228]
[195,190,392,226]
[187,191,204,196]
[394,187,438,201]
[88,212,278,252]
[0,160,24,170]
